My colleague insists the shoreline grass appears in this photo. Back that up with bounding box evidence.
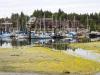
[0,46,100,74]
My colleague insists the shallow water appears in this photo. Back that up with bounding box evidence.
[95,72,100,75]
[64,48,100,62]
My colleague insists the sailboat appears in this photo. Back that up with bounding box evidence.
[37,14,51,39]
[0,20,12,38]
[51,16,64,39]
[15,17,28,39]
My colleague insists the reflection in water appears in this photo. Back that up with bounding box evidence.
[0,37,29,48]
[0,37,72,48]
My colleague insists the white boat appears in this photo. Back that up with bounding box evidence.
[36,32,51,39]
[16,34,28,39]
[30,31,38,39]
[66,32,77,38]
[15,31,28,39]
[0,32,11,38]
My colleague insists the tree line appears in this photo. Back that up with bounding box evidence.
[0,9,100,31]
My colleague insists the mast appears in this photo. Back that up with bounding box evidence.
[43,13,46,33]
[87,16,90,32]
[56,17,57,29]
[39,18,41,32]
[59,17,61,31]
[87,16,89,29]
[55,15,58,33]
[73,16,76,32]
[52,14,53,32]
[17,17,19,31]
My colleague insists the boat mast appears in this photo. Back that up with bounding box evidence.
[87,16,90,32]
[52,14,53,33]
[43,13,46,33]
[40,18,41,32]
[17,17,19,31]
[59,17,61,31]
[73,16,76,32]
[54,15,58,35]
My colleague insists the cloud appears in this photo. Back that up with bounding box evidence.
[0,0,100,18]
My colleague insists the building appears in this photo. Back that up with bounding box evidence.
[27,17,88,33]
[0,18,13,33]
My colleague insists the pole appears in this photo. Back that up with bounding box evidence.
[40,18,41,32]
[43,13,46,33]
[52,14,53,32]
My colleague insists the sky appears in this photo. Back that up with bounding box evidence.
[0,0,100,18]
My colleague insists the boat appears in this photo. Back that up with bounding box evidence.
[0,32,11,38]
[15,31,28,39]
[51,34,64,39]
[37,32,51,39]
[66,32,77,38]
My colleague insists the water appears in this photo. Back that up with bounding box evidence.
[0,37,54,48]
[64,48,100,62]
[0,37,100,63]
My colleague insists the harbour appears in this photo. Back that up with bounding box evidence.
[0,0,100,74]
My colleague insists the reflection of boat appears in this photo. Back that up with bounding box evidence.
[35,39,51,44]
[1,37,12,42]
[0,42,12,48]
[62,38,77,43]
[16,38,27,42]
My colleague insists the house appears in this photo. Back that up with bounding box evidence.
[27,17,87,33]
[0,18,13,33]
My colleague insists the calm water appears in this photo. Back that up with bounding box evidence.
[0,36,76,48]
[0,37,54,48]
[64,48,100,62]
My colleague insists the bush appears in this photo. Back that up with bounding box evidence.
[78,37,91,43]
[52,43,69,50]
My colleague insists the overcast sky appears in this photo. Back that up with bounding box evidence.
[0,0,100,18]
